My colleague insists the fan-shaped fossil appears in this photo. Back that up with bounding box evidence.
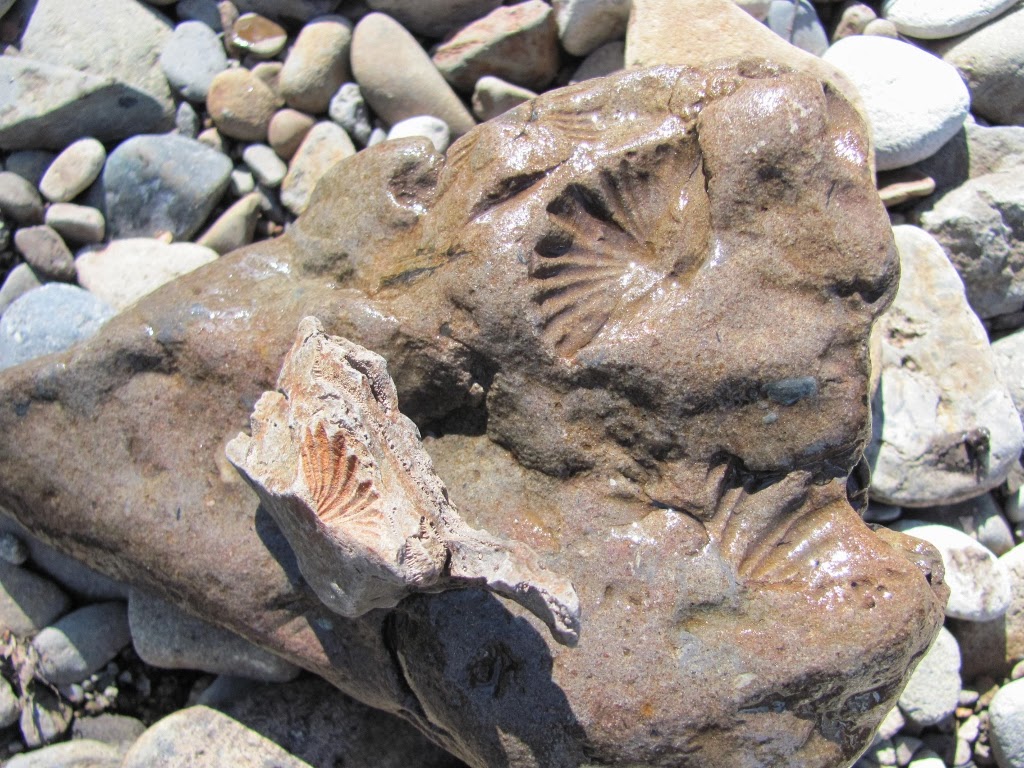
[227,317,581,646]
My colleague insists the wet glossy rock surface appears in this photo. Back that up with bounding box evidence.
[0,65,946,767]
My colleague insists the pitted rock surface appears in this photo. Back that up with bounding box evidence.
[0,64,946,767]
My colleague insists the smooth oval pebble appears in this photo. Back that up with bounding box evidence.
[897,626,962,726]
[0,171,44,225]
[893,520,1012,621]
[32,601,131,685]
[230,13,287,58]
[268,108,316,159]
[0,264,43,317]
[990,677,1024,768]
[0,284,114,370]
[278,15,353,115]
[45,203,105,244]
[387,115,450,153]
[0,560,70,637]
[822,36,969,170]
[161,21,229,103]
[351,13,475,136]
[207,68,284,141]
[76,239,219,311]
[280,121,356,215]
[13,225,76,283]
[5,739,121,768]
[553,0,630,57]
[38,137,106,203]
[472,76,536,121]
[242,143,287,186]
[882,0,1019,39]
[197,192,262,254]
[0,677,18,729]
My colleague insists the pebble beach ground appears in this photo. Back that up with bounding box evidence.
[0,0,1024,766]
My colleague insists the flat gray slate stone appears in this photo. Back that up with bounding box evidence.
[104,134,232,241]
[0,57,170,151]
[0,284,115,371]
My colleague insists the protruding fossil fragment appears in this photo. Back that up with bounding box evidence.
[227,317,581,646]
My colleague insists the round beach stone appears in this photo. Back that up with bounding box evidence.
[919,170,1024,321]
[822,36,969,170]
[893,520,1012,621]
[990,678,1024,768]
[230,13,287,59]
[104,133,233,241]
[0,561,70,637]
[387,116,450,153]
[0,171,44,225]
[327,82,372,146]
[4,151,56,187]
[833,3,877,41]
[553,0,630,57]
[122,706,311,768]
[472,76,536,121]
[0,265,42,317]
[38,138,106,203]
[767,0,828,55]
[5,740,122,768]
[570,40,625,83]
[867,226,1024,506]
[13,225,76,283]
[933,4,1024,127]
[897,626,961,727]
[207,68,284,142]
[280,121,356,215]
[45,203,105,244]
[128,590,299,681]
[0,676,18,729]
[76,239,219,311]
[161,21,228,103]
[242,144,288,187]
[197,192,262,254]
[994,329,1024,417]
[32,601,131,685]
[351,13,476,136]
[432,0,560,94]
[949,542,1024,681]
[279,15,352,115]
[881,0,1018,40]
[268,108,316,159]
[0,284,114,370]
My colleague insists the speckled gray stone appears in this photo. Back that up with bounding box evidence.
[327,83,372,146]
[0,560,70,637]
[104,134,232,241]
[32,602,131,685]
[128,590,299,682]
[242,144,287,187]
[160,21,228,103]
[989,677,1024,768]
[767,0,829,56]
[0,284,115,370]
[897,626,961,727]
[5,739,122,768]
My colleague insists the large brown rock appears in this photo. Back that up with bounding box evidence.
[0,65,946,767]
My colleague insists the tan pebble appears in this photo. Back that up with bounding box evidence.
[231,13,287,59]
[280,121,355,215]
[433,1,560,93]
[251,61,283,93]
[279,15,352,115]
[351,13,475,136]
[197,192,262,254]
[268,109,316,160]
[863,18,900,37]
[207,67,284,141]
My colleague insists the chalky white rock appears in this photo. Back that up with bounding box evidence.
[822,36,969,170]
[882,0,1018,40]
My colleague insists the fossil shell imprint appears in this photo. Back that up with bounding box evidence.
[226,316,581,646]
